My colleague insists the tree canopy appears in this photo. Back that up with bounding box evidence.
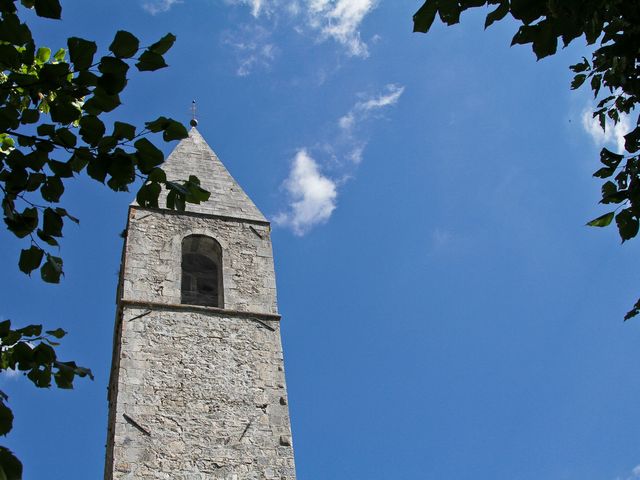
[0,0,209,477]
[413,0,640,319]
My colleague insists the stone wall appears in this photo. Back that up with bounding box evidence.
[105,205,296,480]
[121,207,277,314]
[105,307,295,480]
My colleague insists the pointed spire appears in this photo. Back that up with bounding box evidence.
[149,127,267,222]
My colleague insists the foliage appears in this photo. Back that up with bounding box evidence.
[0,320,92,480]
[0,0,210,476]
[413,0,640,319]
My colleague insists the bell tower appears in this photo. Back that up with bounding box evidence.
[104,127,296,479]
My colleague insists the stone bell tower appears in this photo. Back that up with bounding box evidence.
[104,127,296,479]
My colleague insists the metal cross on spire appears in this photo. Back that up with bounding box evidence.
[190,100,198,127]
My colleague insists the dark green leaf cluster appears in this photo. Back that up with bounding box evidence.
[0,0,195,284]
[413,0,640,320]
[0,318,92,478]
[0,0,204,476]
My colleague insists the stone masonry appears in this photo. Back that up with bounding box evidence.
[104,129,296,480]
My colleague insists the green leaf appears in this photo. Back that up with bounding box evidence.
[109,30,139,58]
[510,0,544,24]
[18,245,43,274]
[25,173,45,192]
[148,33,176,54]
[0,12,31,45]
[590,75,601,97]
[530,21,557,59]
[615,209,639,242]
[165,181,188,196]
[83,88,120,114]
[112,122,135,140]
[86,154,109,183]
[20,109,39,124]
[34,0,61,19]
[45,328,65,339]
[40,254,63,283]
[35,46,50,64]
[413,1,438,33]
[97,56,129,95]
[571,74,586,90]
[68,148,92,173]
[569,57,590,73]
[53,47,65,62]
[67,37,96,70]
[0,446,22,480]
[135,50,167,72]
[0,135,14,152]
[0,400,14,436]
[38,62,69,86]
[437,0,461,26]
[55,207,79,224]
[55,128,76,148]
[36,229,58,247]
[49,99,81,124]
[147,167,166,183]
[136,181,161,208]
[36,124,56,138]
[624,126,640,154]
[105,152,134,191]
[145,116,170,132]
[624,298,640,321]
[134,138,163,173]
[75,70,98,87]
[0,45,21,69]
[79,115,106,145]
[4,207,38,238]
[593,167,615,179]
[43,207,63,237]
[48,160,73,178]
[40,176,64,202]
[587,211,614,227]
[163,120,188,141]
[485,1,509,29]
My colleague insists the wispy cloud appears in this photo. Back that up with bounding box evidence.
[581,105,631,153]
[338,83,405,164]
[274,150,337,235]
[275,84,404,235]
[614,463,640,480]
[224,0,266,17]
[222,26,278,77]
[141,0,181,15]
[306,0,377,57]
[339,83,405,134]
[222,0,378,75]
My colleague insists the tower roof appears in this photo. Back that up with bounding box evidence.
[150,127,267,223]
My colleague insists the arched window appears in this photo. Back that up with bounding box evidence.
[181,235,223,308]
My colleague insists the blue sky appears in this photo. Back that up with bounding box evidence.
[1,1,640,479]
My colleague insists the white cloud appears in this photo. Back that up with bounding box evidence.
[356,84,405,112]
[274,150,337,235]
[306,0,377,57]
[222,26,278,76]
[224,0,266,17]
[340,84,405,135]
[613,464,640,480]
[275,84,404,235]
[581,106,631,153]
[335,84,404,167]
[142,0,181,14]
[224,0,378,62]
